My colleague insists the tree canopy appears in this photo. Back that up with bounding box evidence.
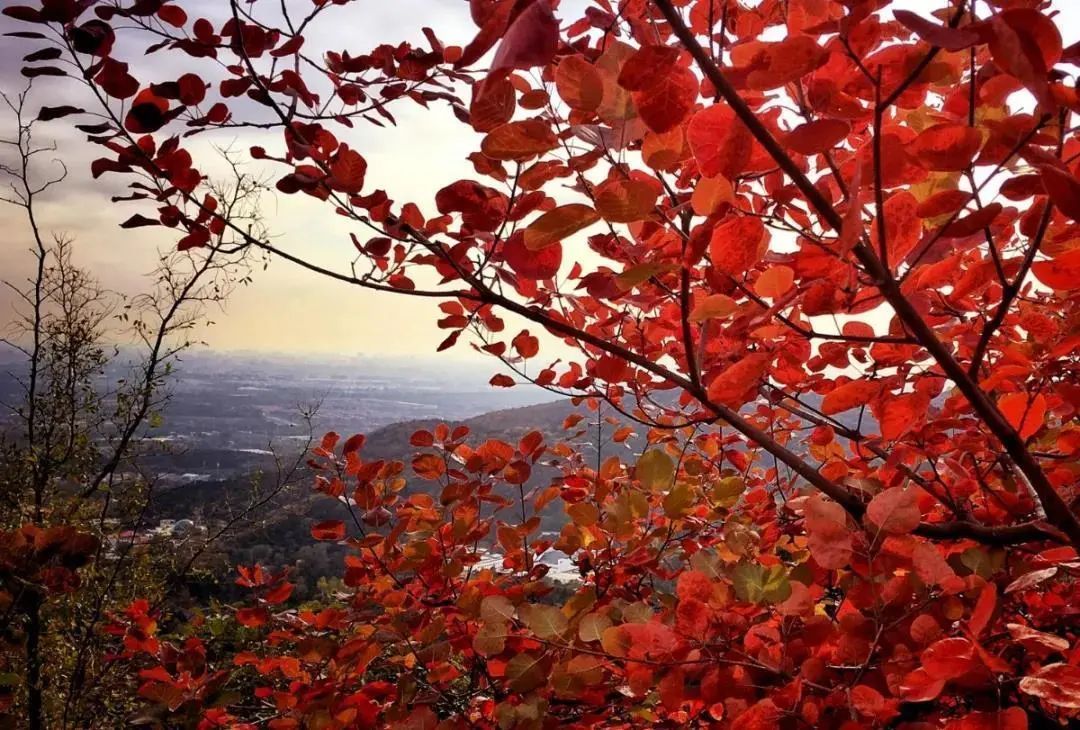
[4,0,1080,727]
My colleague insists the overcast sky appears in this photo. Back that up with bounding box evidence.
[1,1,1078,361]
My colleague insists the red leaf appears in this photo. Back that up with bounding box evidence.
[328,146,367,194]
[988,10,1061,106]
[3,6,43,22]
[805,493,853,569]
[235,606,268,627]
[744,36,828,90]
[633,65,697,134]
[913,542,957,586]
[503,231,561,279]
[595,175,661,223]
[899,667,946,702]
[676,570,713,603]
[707,352,770,408]
[554,55,603,111]
[124,89,169,133]
[1032,248,1080,290]
[688,103,753,179]
[158,4,187,27]
[821,380,880,415]
[866,488,921,534]
[894,10,981,51]
[922,637,978,680]
[491,0,558,72]
[481,120,558,161]
[784,119,850,155]
[1019,663,1080,709]
[310,520,346,541]
[709,215,765,277]
[944,708,1028,730]
[969,583,996,638]
[617,45,679,91]
[908,123,983,171]
[872,191,922,267]
[512,330,539,358]
[470,75,516,132]
[997,392,1047,440]
[263,581,294,605]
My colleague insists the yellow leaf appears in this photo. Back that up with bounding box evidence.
[636,449,674,491]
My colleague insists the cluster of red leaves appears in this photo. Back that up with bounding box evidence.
[8,0,1080,726]
[102,422,1080,728]
[0,525,99,714]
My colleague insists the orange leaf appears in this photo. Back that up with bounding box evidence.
[481,120,558,161]
[754,265,794,299]
[555,55,603,111]
[412,453,447,479]
[707,352,770,407]
[595,175,661,223]
[691,175,734,216]
[524,203,599,250]
[820,380,880,415]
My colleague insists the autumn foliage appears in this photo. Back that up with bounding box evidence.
[5,0,1080,727]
